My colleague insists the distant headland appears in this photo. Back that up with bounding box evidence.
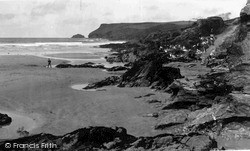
[71,34,85,38]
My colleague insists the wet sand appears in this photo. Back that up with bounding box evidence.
[0,55,167,139]
[0,109,43,139]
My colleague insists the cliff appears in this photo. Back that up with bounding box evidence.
[88,21,193,40]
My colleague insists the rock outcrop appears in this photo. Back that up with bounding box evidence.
[240,3,250,23]
[0,113,12,126]
[118,53,183,89]
[0,126,218,151]
[71,34,85,38]
[106,66,129,72]
[171,17,224,48]
[56,62,106,69]
[84,76,121,89]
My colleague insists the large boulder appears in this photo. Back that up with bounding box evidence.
[0,113,12,126]
[84,76,121,89]
[240,4,250,23]
[118,54,183,89]
[197,17,225,36]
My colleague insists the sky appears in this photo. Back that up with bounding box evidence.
[0,0,246,37]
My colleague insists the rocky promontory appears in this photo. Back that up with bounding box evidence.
[71,34,85,38]
[89,21,193,40]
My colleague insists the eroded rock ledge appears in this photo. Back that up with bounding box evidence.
[56,62,128,72]
[0,126,217,151]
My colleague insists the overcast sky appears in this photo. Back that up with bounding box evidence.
[0,0,246,37]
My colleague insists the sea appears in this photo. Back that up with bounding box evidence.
[0,38,125,67]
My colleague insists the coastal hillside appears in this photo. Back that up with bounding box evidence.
[88,21,193,40]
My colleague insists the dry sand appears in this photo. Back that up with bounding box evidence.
[0,55,168,139]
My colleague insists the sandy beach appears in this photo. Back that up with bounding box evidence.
[0,54,168,139]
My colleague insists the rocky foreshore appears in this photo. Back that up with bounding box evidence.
[56,62,106,69]
[56,62,128,72]
[81,16,250,149]
[0,126,218,151]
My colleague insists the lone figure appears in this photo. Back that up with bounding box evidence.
[47,58,52,68]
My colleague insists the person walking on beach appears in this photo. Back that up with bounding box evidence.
[47,58,52,68]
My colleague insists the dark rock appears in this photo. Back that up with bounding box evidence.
[106,66,128,72]
[147,99,161,104]
[56,62,106,69]
[240,3,250,23]
[0,113,12,126]
[71,34,85,38]
[0,126,136,151]
[185,135,217,151]
[105,54,123,63]
[135,93,155,99]
[144,93,155,97]
[56,63,74,68]
[197,72,234,97]
[155,110,188,130]
[118,53,183,89]
[124,62,133,67]
[197,17,225,36]
[162,101,200,111]
[171,27,201,49]
[152,113,159,118]
[84,76,120,89]
[152,136,173,148]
